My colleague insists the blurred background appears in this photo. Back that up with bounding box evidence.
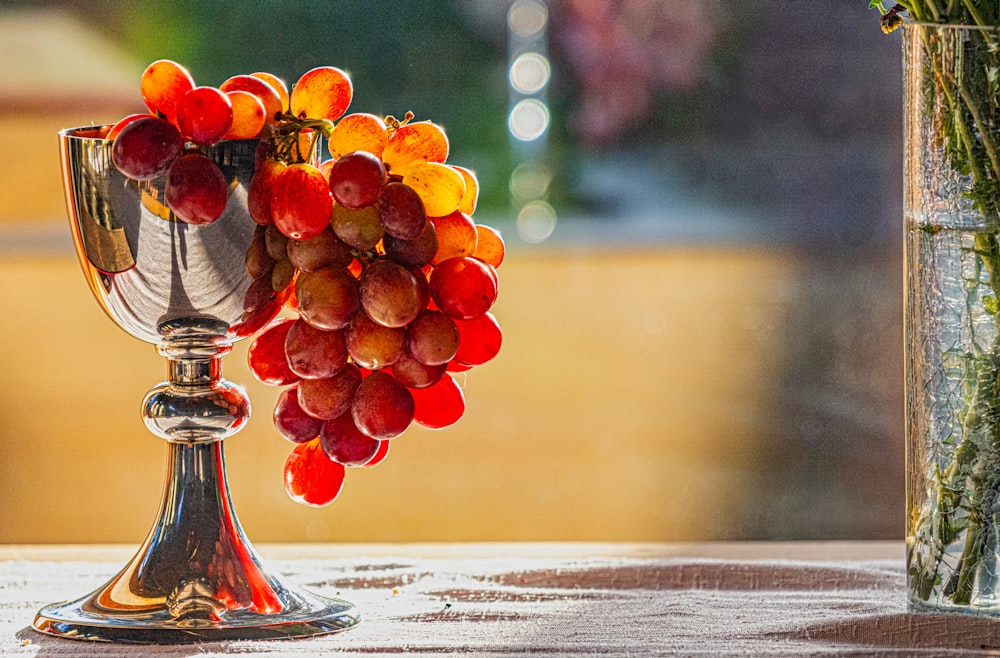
[0,0,904,544]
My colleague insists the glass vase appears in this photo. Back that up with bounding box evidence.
[905,22,1000,614]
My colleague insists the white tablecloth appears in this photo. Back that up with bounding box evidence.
[1,542,997,656]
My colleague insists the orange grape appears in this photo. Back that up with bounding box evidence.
[224,90,267,140]
[251,71,289,111]
[473,224,505,268]
[382,121,449,174]
[329,113,388,158]
[402,161,465,217]
[220,74,283,123]
[451,165,479,215]
[429,211,478,263]
[290,66,353,121]
[140,59,195,126]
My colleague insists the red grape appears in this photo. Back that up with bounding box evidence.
[283,439,345,507]
[363,440,390,467]
[359,259,423,328]
[176,86,233,145]
[273,385,323,443]
[235,286,286,338]
[247,159,286,226]
[320,412,380,466]
[344,313,404,369]
[165,152,229,225]
[328,151,386,209]
[247,318,299,386]
[351,371,414,439]
[111,116,183,180]
[429,256,498,319]
[379,182,427,240]
[411,373,465,430]
[454,312,502,366]
[297,362,362,420]
[106,113,153,140]
[284,318,348,379]
[296,266,360,331]
[271,163,334,240]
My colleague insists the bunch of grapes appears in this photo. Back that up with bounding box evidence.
[106,59,504,507]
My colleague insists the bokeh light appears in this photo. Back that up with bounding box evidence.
[507,0,548,39]
[508,98,549,142]
[509,52,550,95]
[516,199,557,243]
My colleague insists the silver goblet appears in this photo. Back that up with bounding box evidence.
[32,126,360,643]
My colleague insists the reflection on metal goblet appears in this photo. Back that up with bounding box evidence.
[31,126,360,643]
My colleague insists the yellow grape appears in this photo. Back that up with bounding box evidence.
[451,165,479,215]
[402,162,465,218]
[251,71,290,112]
[224,90,266,140]
[290,66,353,121]
[382,121,449,175]
[329,113,388,159]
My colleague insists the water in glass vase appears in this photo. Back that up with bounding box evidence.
[906,219,1000,612]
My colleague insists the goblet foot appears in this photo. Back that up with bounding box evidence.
[32,578,359,643]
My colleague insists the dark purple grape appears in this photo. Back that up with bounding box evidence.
[379,182,427,240]
[273,385,323,443]
[111,116,184,180]
[329,150,386,209]
[344,312,404,369]
[351,371,414,439]
[383,219,437,269]
[359,259,423,328]
[406,310,459,366]
[165,152,229,225]
[320,412,380,466]
[297,362,363,420]
[284,318,349,379]
[296,266,360,330]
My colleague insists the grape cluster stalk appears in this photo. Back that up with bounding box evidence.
[107,59,505,506]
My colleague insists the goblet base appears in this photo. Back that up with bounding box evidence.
[32,583,359,644]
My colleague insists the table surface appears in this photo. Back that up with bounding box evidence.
[3,541,998,656]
